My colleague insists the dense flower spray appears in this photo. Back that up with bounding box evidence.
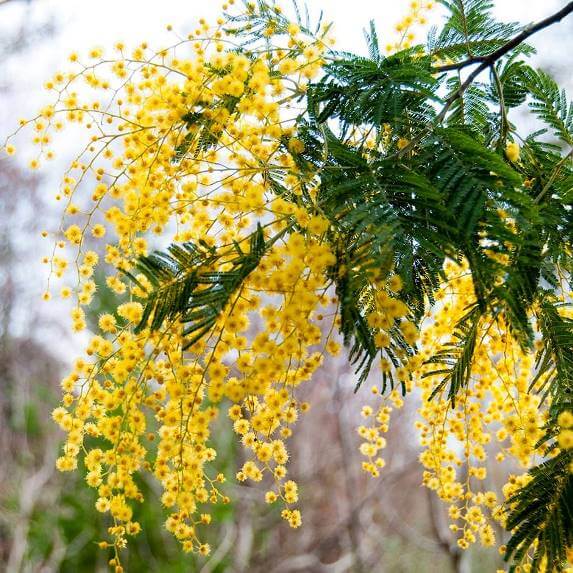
[4,0,573,570]
[13,2,340,562]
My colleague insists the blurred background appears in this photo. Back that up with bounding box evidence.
[0,0,571,571]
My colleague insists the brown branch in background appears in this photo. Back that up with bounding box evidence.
[333,376,366,573]
[426,488,466,573]
[6,450,57,573]
[0,0,39,5]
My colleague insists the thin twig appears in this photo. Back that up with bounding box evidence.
[491,65,509,149]
[439,2,573,111]
[534,148,573,204]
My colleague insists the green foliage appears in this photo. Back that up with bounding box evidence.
[430,0,521,60]
[522,67,573,146]
[310,47,438,132]
[424,305,481,405]
[123,1,573,568]
[504,450,573,572]
[533,299,573,419]
[128,224,279,348]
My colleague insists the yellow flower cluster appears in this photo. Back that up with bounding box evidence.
[5,2,345,564]
[387,0,436,53]
[358,388,404,477]
[505,141,521,163]
[360,259,562,553]
[558,411,573,451]
[6,0,569,568]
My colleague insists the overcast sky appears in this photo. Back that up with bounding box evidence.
[1,0,570,120]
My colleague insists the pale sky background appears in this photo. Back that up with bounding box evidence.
[0,0,571,356]
[1,0,570,98]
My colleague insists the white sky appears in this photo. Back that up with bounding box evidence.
[1,0,569,119]
[1,0,569,151]
[1,1,569,70]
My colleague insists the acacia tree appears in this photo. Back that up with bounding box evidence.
[4,0,573,570]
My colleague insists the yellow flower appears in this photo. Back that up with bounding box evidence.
[558,429,573,450]
[558,411,573,429]
[505,142,520,162]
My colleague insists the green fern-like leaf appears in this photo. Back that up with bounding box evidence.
[522,68,573,146]
[431,0,519,61]
[424,305,481,404]
[504,450,573,572]
[126,224,279,348]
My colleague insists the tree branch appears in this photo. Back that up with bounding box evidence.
[438,2,573,118]
[395,2,573,159]
[0,0,32,6]
[433,1,573,74]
